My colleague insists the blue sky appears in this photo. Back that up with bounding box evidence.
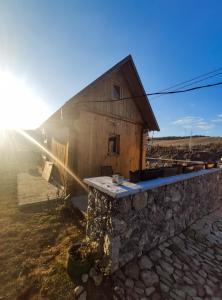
[0,0,222,136]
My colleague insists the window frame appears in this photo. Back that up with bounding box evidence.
[112,85,122,100]
[108,134,120,156]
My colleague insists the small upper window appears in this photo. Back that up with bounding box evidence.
[108,135,120,155]
[112,85,122,100]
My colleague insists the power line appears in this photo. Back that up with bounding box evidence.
[148,80,222,95]
[78,80,222,104]
[173,71,222,91]
[152,67,222,94]
[150,68,222,99]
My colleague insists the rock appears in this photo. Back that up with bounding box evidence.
[114,286,125,297]
[174,269,182,278]
[78,291,87,300]
[164,255,173,264]
[138,255,153,270]
[125,228,133,239]
[165,209,173,220]
[174,262,182,269]
[134,287,144,295]
[156,265,171,279]
[125,288,139,300]
[173,273,181,283]
[193,272,205,284]
[81,274,88,283]
[74,285,84,297]
[169,292,178,300]
[208,275,219,283]
[115,269,125,281]
[174,289,186,298]
[205,285,213,296]
[159,260,174,274]
[149,249,162,261]
[160,282,169,293]
[118,198,131,213]
[183,286,197,297]
[197,284,205,297]
[163,248,172,257]
[216,254,222,261]
[199,269,207,278]
[156,266,173,284]
[140,271,159,287]
[139,232,149,250]
[113,218,127,234]
[145,287,155,296]
[183,276,193,285]
[89,267,97,278]
[125,278,134,289]
[124,262,140,280]
[89,267,103,286]
[120,251,135,266]
[171,189,182,202]
[104,235,121,272]
[152,292,161,300]
[135,280,145,289]
[133,193,147,210]
[93,273,103,286]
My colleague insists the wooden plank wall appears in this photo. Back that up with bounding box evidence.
[51,137,68,184]
[71,110,142,179]
[65,68,144,127]
[43,66,149,193]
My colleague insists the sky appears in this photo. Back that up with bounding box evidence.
[0,0,222,136]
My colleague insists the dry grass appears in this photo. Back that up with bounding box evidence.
[0,169,85,300]
[0,135,114,300]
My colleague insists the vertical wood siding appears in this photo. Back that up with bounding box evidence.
[72,110,142,179]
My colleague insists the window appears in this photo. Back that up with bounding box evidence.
[112,85,122,100]
[108,135,120,155]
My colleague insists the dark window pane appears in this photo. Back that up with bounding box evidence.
[112,85,121,100]
[108,135,120,155]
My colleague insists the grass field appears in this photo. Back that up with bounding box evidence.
[0,167,85,300]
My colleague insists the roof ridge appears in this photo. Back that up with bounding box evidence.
[65,55,132,105]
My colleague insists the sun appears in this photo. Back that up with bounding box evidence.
[0,70,50,129]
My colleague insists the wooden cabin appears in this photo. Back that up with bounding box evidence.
[40,55,159,195]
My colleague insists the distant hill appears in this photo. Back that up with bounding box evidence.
[152,136,222,147]
[154,135,208,141]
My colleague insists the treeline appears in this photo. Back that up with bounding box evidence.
[154,135,209,141]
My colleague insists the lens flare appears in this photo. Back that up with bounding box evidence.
[17,128,88,192]
[0,70,50,129]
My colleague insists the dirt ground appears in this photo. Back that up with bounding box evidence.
[0,133,114,300]
[148,136,222,166]
[152,136,222,147]
[0,133,86,300]
[0,168,87,300]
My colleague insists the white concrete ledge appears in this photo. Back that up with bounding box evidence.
[84,168,222,199]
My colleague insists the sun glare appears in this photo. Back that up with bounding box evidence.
[0,70,50,129]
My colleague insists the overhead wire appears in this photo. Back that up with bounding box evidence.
[77,80,222,104]
[151,69,222,100]
[150,67,222,99]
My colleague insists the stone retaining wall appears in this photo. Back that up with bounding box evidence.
[86,170,222,273]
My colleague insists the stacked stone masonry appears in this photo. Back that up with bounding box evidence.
[86,169,222,273]
[113,210,222,299]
